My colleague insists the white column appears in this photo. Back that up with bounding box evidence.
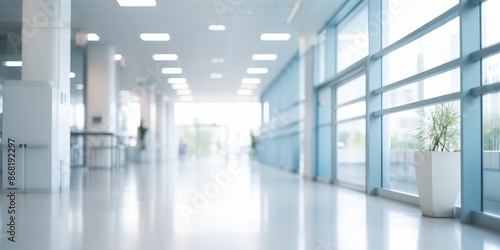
[302,48,315,180]
[159,96,169,162]
[167,101,178,160]
[1,0,71,192]
[85,45,117,167]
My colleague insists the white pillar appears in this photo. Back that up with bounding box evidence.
[85,45,117,168]
[1,0,71,193]
[302,48,315,180]
[159,96,169,162]
[167,101,178,160]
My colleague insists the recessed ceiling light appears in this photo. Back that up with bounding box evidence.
[76,84,84,90]
[208,25,226,31]
[3,61,22,67]
[117,0,156,7]
[260,33,291,41]
[252,54,278,61]
[171,83,189,90]
[241,78,262,84]
[140,33,170,41]
[69,72,76,79]
[153,54,178,61]
[237,90,254,96]
[240,84,258,89]
[247,68,269,74]
[87,33,100,41]
[162,68,183,74]
[210,73,223,79]
[168,78,187,84]
[114,54,123,61]
[176,89,192,96]
[179,96,194,102]
[210,58,225,64]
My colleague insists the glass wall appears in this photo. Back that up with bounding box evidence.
[259,56,302,172]
[316,87,332,180]
[336,5,368,72]
[482,0,500,216]
[382,0,458,46]
[379,2,460,195]
[336,75,366,188]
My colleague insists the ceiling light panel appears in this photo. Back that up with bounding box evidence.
[210,73,223,79]
[211,58,225,64]
[117,0,156,7]
[114,54,123,61]
[153,54,178,61]
[260,33,291,41]
[3,61,22,67]
[87,33,100,41]
[162,68,183,74]
[252,54,278,61]
[168,78,187,84]
[241,78,262,84]
[140,33,170,41]
[171,83,189,90]
[208,25,226,31]
[246,68,269,74]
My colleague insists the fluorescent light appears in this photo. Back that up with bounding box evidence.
[140,33,170,41]
[237,90,254,96]
[176,90,192,96]
[208,25,226,31]
[3,61,22,67]
[87,33,100,41]
[69,72,76,79]
[247,68,269,74]
[210,73,223,79]
[114,54,123,61]
[252,54,278,61]
[210,58,225,64]
[241,78,261,84]
[76,84,84,90]
[161,68,183,74]
[240,84,258,89]
[286,1,303,24]
[168,78,187,84]
[117,0,156,7]
[179,96,194,102]
[171,83,189,90]
[260,33,291,41]
[152,54,178,61]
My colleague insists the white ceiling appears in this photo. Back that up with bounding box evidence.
[0,0,346,102]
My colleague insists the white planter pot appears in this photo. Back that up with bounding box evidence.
[414,151,461,218]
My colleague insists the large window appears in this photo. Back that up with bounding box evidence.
[379,3,461,195]
[383,18,460,85]
[481,0,500,216]
[336,75,366,187]
[336,5,368,73]
[382,0,458,46]
[481,0,500,48]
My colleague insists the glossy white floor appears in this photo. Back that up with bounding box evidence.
[1,157,500,250]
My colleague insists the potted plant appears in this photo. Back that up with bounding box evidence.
[138,120,148,161]
[250,132,259,159]
[413,103,460,217]
[138,120,148,149]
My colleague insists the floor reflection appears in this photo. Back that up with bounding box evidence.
[0,157,499,249]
